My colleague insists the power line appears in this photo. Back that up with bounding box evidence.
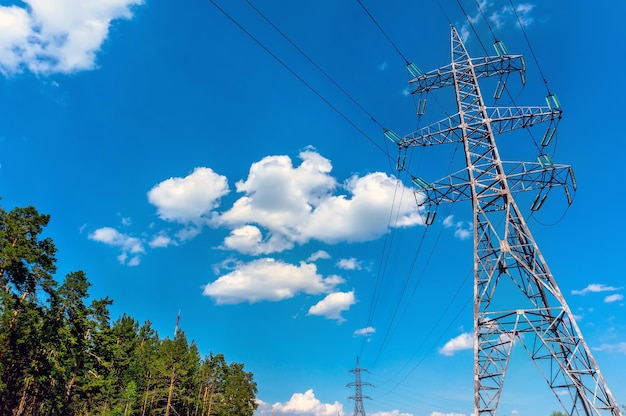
[208,1,437,380]
[473,0,497,41]
[355,0,410,64]
[359,178,406,358]
[207,0,392,160]
[454,0,489,55]
[367,227,430,369]
[379,286,472,395]
[245,0,384,129]
[508,0,551,93]
[353,1,475,381]
[468,0,560,156]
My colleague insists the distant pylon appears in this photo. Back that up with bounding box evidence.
[387,26,622,416]
[347,356,372,416]
[174,309,181,337]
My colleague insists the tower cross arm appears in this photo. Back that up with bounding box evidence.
[413,168,473,207]
[399,106,561,148]
[414,162,576,209]
[409,55,525,94]
[399,114,463,147]
[348,394,372,400]
[487,106,562,135]
[504,161,576,199]
[471,55,526,79]
[346,381,373,387]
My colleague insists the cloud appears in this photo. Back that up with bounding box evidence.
[337,257,361,270]
[514,3,535,26]
[442,215,454,227]
[458,1,537,46]
[439,332,474,356]
[203,258,344,304]
[148,233,176,248]
[222,224,294,255]
[220,150,335,224]
[89,227,144,266]
[307,250,331,262]
[223,225,267,254]
[604,294,624,303]
[353,326,376,337]
[571,283,622,296]
[592,343,626,355]
[299,172,422,242]
[0,0,143,75]
[218,150,422,254]
[93,149,425,265]
[148,167,229,224]
[271,389,344,416]
[459,25,470,44]
[486,4,535,32]
[370,411,413,416]
[307,291,355,323]
[442,215,472,240]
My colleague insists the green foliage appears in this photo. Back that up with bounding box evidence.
[550,412,566,416]
[0,200,258,415]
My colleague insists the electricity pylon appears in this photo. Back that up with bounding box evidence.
[385,26,622,416]
[347,356,372,416]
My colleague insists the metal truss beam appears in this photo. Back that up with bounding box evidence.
[399,106,562,148]
[413,161,576,209]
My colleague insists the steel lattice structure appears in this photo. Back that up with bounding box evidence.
[347,357,371,416]
[387,26,622,416]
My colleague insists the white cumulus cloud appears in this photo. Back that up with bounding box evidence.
[222,224,292,255]
[203,258,343,304]
[89,226,144,266]
[91,149,426,269]
[148,167,229,224]
[439,332,474,356]
[307,291,355,323]
[0,0,143,75]
[218,150,422,254]
[299,172,423,243]
[271,389,344,416]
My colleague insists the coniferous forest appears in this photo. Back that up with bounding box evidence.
[0,200,258,416]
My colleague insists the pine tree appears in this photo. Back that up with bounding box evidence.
[1,199,259,415]
[0,203,57,415]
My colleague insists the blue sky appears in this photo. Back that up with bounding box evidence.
[1,0,625,415]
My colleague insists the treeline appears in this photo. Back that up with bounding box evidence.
[0,201,258,416]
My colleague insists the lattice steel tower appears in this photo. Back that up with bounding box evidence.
[385,26,622,416]
[347,356,371,416]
